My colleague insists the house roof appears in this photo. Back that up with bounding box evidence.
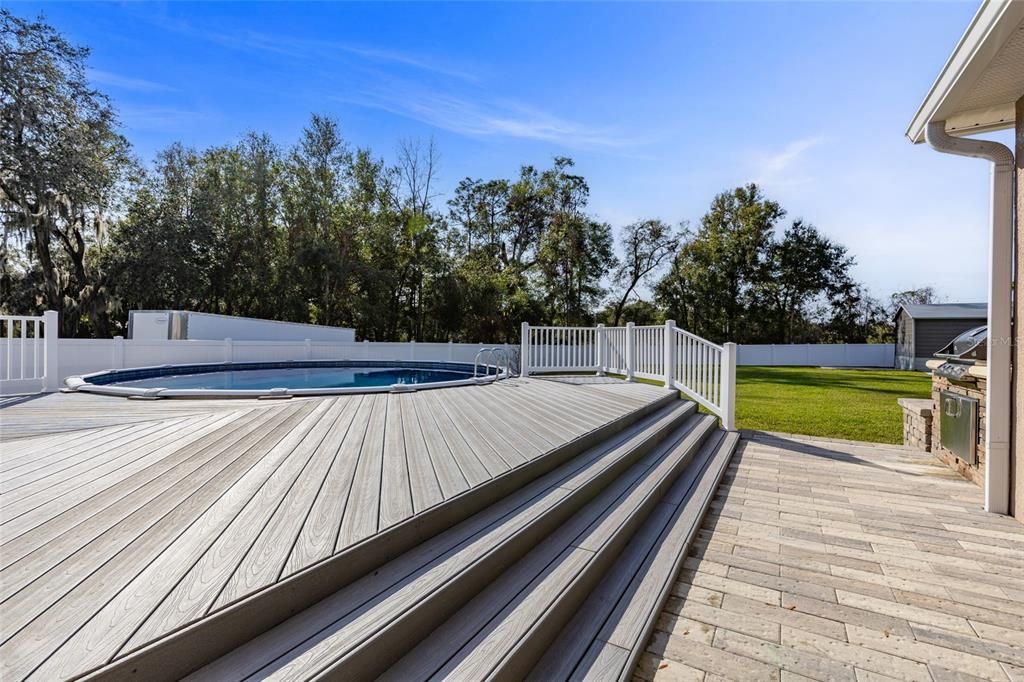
[899,302,988,320]
[906,0,1024,143]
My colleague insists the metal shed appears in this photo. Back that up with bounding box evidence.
[895,302,987,370]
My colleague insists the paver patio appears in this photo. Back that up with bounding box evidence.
[634,431,1024,682]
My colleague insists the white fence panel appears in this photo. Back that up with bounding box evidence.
[603,326,629,375]
[735,343,894,367]
[522,326,599,374]
[632,325,664,381]
[1,312,57,394]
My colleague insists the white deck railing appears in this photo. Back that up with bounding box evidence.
[521,320,736,430]
[0,311,59,394]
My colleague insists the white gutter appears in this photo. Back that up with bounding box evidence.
[906,1,1024,143]
[925,120,1014,514]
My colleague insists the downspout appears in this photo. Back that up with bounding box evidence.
[926,120,1015,514]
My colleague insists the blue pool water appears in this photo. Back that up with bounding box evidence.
[112,366,475,390]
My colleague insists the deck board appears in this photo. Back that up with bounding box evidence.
[0,408,262,564]
[220,398,361,602]
[417,389,493,485]
[2,402,314,680]
[337,394,388,547]
[400,394,445,513]
[380,394,413,529]
[285,395,369,573]
[0,377,671,681]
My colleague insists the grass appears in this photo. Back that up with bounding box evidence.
[547,366,931,444]
[734,366,931,444]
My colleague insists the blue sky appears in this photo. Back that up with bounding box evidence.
[13,1,1005,303]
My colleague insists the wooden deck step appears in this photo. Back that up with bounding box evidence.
[92,393,689,681]
[183,401,699,682]
[379,415,721,682]
[528,430,739,682]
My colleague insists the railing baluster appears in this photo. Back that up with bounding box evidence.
[20,318,27,380]
[6,318,12,381]
[33,320,40,378]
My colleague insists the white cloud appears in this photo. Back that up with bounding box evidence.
[87,69,177,93]
[339,86,641,150]
[152,16,479,82]
[750,136,825,187]
[118,105,216,131]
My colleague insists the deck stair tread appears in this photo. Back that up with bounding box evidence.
[184,400,699,682]
[528,429,739,682]
[380,415,720,682]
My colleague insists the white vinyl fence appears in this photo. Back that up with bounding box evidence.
[0,312,59,395]
[736,343,894,367]
[521,321,737,430]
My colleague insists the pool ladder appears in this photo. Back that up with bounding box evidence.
[474,347,516,381]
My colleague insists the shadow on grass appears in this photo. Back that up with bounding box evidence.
[737,369,930,398]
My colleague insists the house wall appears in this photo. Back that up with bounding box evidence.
[913,318,986,359]
[1013,94,1023,521]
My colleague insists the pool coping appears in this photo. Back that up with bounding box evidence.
[65,360,509,399]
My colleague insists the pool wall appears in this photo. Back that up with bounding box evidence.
[66,360,509,399]
[7,337,519,397]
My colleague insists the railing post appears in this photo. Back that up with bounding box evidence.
[721,342,737,431]
[304,339,312,360]
[43,310,59,392]
[596,323,606,375]
[224,338,233,363]
[520,322,530,377]
[625,321,635,382]
[664,319,676,388]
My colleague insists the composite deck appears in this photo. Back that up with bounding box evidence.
[0,377,671,681]
[635,432,1024,682]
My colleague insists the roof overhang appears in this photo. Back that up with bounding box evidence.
[906,0,1024,143]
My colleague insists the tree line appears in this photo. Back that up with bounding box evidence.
[3,10,904,344]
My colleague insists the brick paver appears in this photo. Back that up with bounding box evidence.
[635,432,1024,682]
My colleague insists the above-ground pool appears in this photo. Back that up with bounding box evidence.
[66,360,505,398]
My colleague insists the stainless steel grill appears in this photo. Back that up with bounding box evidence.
[932,325,986,381]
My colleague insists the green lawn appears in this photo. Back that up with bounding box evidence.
[735,366,931,444]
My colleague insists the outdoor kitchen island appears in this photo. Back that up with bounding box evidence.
[926,327,988,487]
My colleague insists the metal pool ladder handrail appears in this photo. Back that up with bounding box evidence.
[474,347,511,381]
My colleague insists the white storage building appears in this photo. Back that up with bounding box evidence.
[127,311,356,343]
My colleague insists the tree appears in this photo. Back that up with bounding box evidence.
[609,219,679,326]
[102,144,208,316]
[751,219,854,343]
[280,115,355,326]
[889,287,938,312]
[655,184,784,342]
[1,10,132,336]
[534,158,616,325]
[820,281,887,343]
